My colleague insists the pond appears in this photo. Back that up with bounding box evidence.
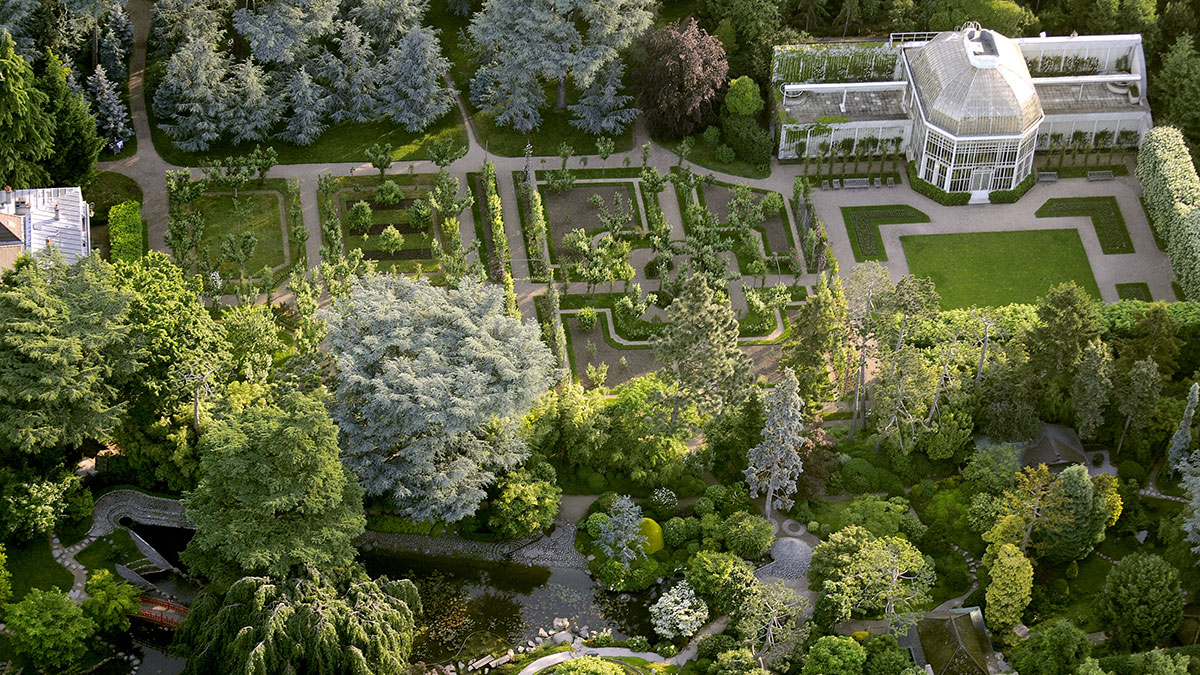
[358,550,656,664]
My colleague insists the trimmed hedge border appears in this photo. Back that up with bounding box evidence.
[988,172,1036,203]
[840,204,931,262]
[1035,196,1134,254]
[1115,282,1153,301]
[108,200,145,262]
[480,161,511,280]
[906,162,970,206]
[1136,126,1200,301]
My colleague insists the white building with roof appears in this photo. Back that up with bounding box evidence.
[0,185,93,270]
[773,23,1153,199]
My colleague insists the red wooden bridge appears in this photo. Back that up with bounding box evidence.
[132,595,190,629]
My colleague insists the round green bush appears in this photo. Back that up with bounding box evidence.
[693,497,715,517]
[715,144,736,164]
[697,633,739,660]
[592,558,626,589]
[585,472,607,493]
[663,517,690,548]
[640,517,665,554]
[625,558,660,590]
[704,485,728,505]
[841,458,877,494]
[702,126,721,146]
[586,512,610,539]
[1118,460,1147,487]
[555,656,625,675]
[721,512,775,558]
[578,306,598,331]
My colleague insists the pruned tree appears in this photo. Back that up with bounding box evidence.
[654,272,751,425]
[745,368,805,520]
[984,543,1032,644]
[736,581,809,661]
[1100,553,1183,650]
[375,26,455,132]
[631,19,728,139]
[320,275,556,522]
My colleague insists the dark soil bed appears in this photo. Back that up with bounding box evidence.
[540,183,639,259]
[362,248,434,261]
[702,183,791,255]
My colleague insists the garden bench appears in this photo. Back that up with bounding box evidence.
[844,177,871,189]
[832,179,842,189]
[821,180,831,190]
[887,177,896,187]
[873,177,883,187]
[1087,170,1115,181]
[1037,171,1059,183]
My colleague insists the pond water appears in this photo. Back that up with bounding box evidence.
[358,550,656,664]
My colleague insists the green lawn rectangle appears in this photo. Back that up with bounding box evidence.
[1116,282,1153,301]
[900,230,1101,309]
[1034,196,1133,254]
[195,191,286,277]
[841,205,930,262]
[7,536,73,602]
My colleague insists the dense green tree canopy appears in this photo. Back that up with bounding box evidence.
[175,571,421,675]
[182,389,365,585]
[1010,620,1090,675]
[4,588,96,672]
[0,30,52,187]
[82,569,141,634]
[1100,553,1183,650]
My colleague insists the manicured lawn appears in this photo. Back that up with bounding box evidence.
[1035,196,1133,254]
[1116,282,1153,301]
[841,204,930,261]
[5,536,73,602]
[667,136,771,180]
[337,180,439,276]
[900,230,1101,309]
[83,171,143,226]
[195,190,287,278]
[471,108,635,157]
[75,529,142,577]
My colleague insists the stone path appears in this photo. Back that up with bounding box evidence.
[50,532,95,603]
[932,544,980,612]
[514,616,731,675]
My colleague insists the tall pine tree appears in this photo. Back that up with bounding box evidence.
[38,53,102,185]
[222,58,280,144]
[744,367,805,520]
[0,30,52,187]
[86,64,131,152]
[278,66,328,146]
[318,21,379,123]
[152,37,228,151]
[569,60,639,136]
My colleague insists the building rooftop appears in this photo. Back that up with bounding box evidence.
[906,27,1042,136]
[0,186,92,264]
[1035,82,1149,115]
[782,88,909,125]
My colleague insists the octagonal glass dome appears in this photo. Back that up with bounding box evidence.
[907,26,1042,137]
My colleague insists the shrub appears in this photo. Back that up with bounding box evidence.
[722,115,773,165]
[906,162,970,206]
[664,517,690,548]
[721,512,775,558]
[625,557,661,590]
[586,512,611,539]
[347,200,373,232]
[376,180,403,205]
[988,172,1036,203]
[698,634,740,660]
[702,126,722,146]
[556,657,625,675]
[684,551,756,614]
[715,144,736,163]
[108,200,144,262]
[841,458,877,494]
[640,517,665,554]
[578,306,598,330]
[652,487,678,513]
[1137,126,1200,300]
[407,198,432,230]
[1117,460,1147,487]
[724,76,764,117]
[693,497,715,517]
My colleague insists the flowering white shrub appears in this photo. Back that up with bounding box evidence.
[650,581,709,639]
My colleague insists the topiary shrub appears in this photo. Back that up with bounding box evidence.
[715,144,736,163]
[907,162,970,206]
[840,458,877,494]
[722,116,773,165]
[1117,460,1147,487]
[693,497,715,517]
[702,126,722,146]
[578,306,598,331]
[988,172,1036,204]
[663,517,696,548]
[556,657,625,675]
[697,633,740,661]
[586,512,611,539]
[640,517,665,554]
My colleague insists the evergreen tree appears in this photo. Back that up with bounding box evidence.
[1115,356,1162,453]
[97,8,129,82]
[1169,383,1199,474]
[0,0,39,56]
[569,60,639,136]
[320,275,556,522]
[469,0,653,131]
[152,37,228,151]
[1154,35,1200,152]
[0,254,139,458]
[348,0,428,46]
[823,535,934,631]
[375,27,454,132]
[231,0,340,65]
[176,571,420,675]
[984,543,1032,644]
[1036,465,1112,564]
[654,272,752,425]
[223,58,280,144]
[0,30,52,186]
[1121,301,1182,374]
[596,495,646,567]
[744,368,805,520]
[318,21,379,123]
[1025,282,1102,401]
[783,275,850,405]
[86,64,131,151]
[278,65,328,146]
[181,390,365,586]
[1100,553,1183,650]
[1010,620,1090,675]
[37,52,102,185]
[1070,338,1113,440]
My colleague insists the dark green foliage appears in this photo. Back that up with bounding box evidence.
[1101,301,1200,378]
[704,392,764,484]
[684,551,757,614]
[864,634,916,675]
[1010,620,1090,675]
[988,172,1036,204]
[1100,553,1183,650]
[36,52,102,186]
[0,31,53,187]
[720,511,775,558]
[906,162,970,206]
[721,114,773,166]
[175,571,420,675]
[697,633,740,660]
[840,204,930,262]
[108,200,145,262]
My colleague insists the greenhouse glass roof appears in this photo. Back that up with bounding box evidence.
[907,28,1042,137]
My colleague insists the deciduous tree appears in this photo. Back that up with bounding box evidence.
[802,636,865,675]
[1100,553,1183,650]
[181,390,365,585]
[1115,356,1162,453]
[1009,620,1090,675]
[651,580,709,639]
[631,20,728,139]
[4,588,95,672]
[82,569,140,634]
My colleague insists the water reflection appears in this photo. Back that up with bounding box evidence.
[358,550,655,663]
